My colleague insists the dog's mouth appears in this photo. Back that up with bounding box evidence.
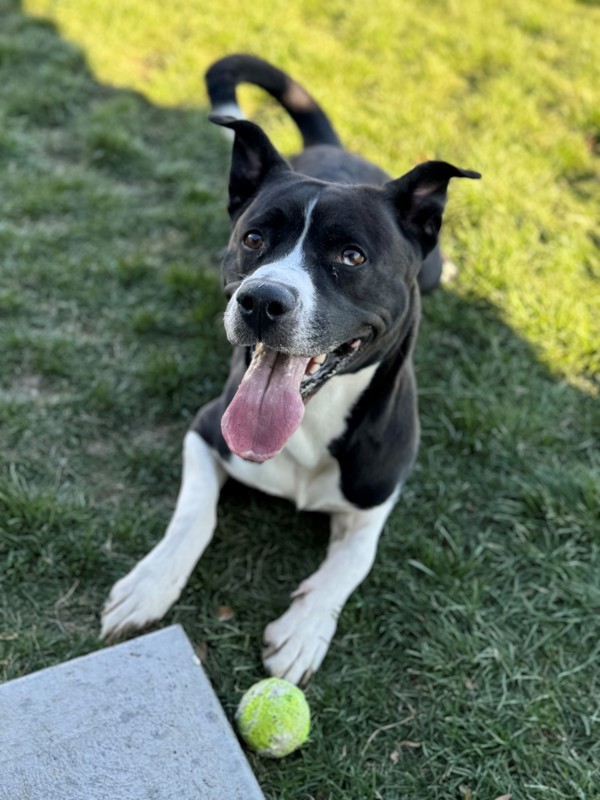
[221,337,364,462]
[299,338,362,398]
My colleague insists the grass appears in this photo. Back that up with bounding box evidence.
[1,0,599,796]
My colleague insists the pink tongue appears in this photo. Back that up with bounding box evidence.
[221,346,309,462]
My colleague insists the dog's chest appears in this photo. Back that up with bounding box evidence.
[220,364,377,513]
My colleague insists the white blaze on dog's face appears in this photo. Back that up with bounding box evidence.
[223,197,320,355]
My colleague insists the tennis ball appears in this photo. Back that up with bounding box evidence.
[235,677,311,758]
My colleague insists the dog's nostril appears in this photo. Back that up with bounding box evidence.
[240,295,254,313]
[266,301,284,318]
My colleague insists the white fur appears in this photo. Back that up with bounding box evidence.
[224,198,320,353]
[212,102,245,119]
[101,432,225,638]
[212,102,245,141]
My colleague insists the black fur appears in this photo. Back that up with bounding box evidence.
[195,56,480,509]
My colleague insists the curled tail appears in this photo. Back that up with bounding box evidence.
[205,54,342,149]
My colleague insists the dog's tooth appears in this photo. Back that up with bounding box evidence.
[307,362,321,375]
[314,353,327,364]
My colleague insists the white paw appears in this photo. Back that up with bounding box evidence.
[101,554,184,639]
[262,583,339,685]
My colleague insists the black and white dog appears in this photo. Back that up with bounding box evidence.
[101,55,480,684]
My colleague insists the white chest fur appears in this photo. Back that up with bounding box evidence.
[219,363,377,513]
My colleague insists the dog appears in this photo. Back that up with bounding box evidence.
[101,54,480,685]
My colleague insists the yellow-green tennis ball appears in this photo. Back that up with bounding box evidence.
[235,678,311,758]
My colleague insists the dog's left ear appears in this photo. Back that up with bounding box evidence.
[210,115,292,219]
[384,161,481,258]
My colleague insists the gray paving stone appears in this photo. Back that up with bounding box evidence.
[0,625,265,800]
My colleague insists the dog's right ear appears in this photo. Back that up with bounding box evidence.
[210,115,292,219]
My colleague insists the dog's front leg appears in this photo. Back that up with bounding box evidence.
[101,431,226,639]
[262,495,397,685]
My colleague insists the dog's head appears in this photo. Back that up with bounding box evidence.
[211,116,480,462]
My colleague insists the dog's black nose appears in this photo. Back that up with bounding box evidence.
[236,280,297,334]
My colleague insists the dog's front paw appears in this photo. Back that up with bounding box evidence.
[262,585,338,685]
[101,555,184,640]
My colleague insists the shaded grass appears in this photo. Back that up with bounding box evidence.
[1,0,599,798]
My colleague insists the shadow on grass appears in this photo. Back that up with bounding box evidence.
[1,2,598,796]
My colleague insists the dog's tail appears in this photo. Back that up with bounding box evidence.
[205,54,342,149]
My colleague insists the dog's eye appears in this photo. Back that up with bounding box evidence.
[242,230,264,250]
[338,247,366,267]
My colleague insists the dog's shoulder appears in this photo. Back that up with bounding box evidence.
[330,355,420,509]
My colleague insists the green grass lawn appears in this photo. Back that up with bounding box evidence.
[1,0,599,796]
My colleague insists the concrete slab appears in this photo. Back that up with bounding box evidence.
[0,625,265,800]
